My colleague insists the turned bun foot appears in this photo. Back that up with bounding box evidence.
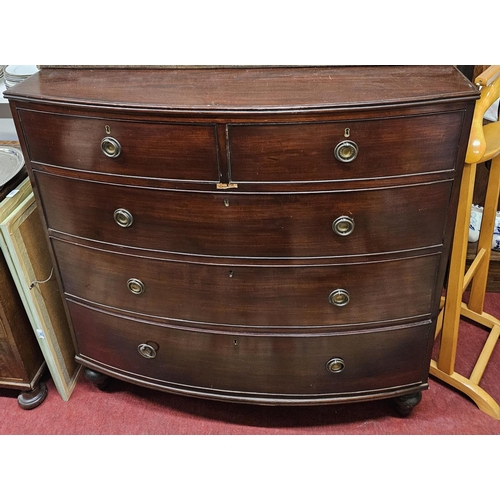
[393,391,422,417]
[17,381,48,410]
[84,368,111,390]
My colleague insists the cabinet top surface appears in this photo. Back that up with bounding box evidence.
[4,66,478,112]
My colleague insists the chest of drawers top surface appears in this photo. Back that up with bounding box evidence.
[5,66,477,113]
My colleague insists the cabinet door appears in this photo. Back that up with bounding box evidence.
[0,185,79,399]
[0,249,42,386]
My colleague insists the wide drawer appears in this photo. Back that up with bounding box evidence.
[69,300,431,399]
[53,239,440,327]
[228,112,465,183]
[18,110,219,181]
[36,171,452,258]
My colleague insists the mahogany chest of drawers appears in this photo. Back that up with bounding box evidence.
[5,66,478,415]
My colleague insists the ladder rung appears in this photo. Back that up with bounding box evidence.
[470,325,500,385]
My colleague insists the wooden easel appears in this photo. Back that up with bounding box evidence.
[431,65,500,419]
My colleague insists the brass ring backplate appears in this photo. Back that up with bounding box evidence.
[127,278,145,295]
[329,289,350,307]
[334,140,358,163]
[326,357,345,373]
[332,216,355,236]
[138,343,157,359]
[114,208,134,228]
[101,136,122,158]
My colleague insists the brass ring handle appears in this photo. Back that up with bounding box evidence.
[326,357,345,373]
[127,278,145,295]
[332,216,355,236]
[101,137,122,158]
[138,343,157,359]
[334,140,358,163]
[329,289,350,307]
[114,208,134,228]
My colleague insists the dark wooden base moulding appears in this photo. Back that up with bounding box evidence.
[81,364,426,415]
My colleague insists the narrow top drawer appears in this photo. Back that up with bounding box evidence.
[228,112,465,183]
[17,110,220,182]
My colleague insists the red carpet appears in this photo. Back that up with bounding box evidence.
[1,369,499,435]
